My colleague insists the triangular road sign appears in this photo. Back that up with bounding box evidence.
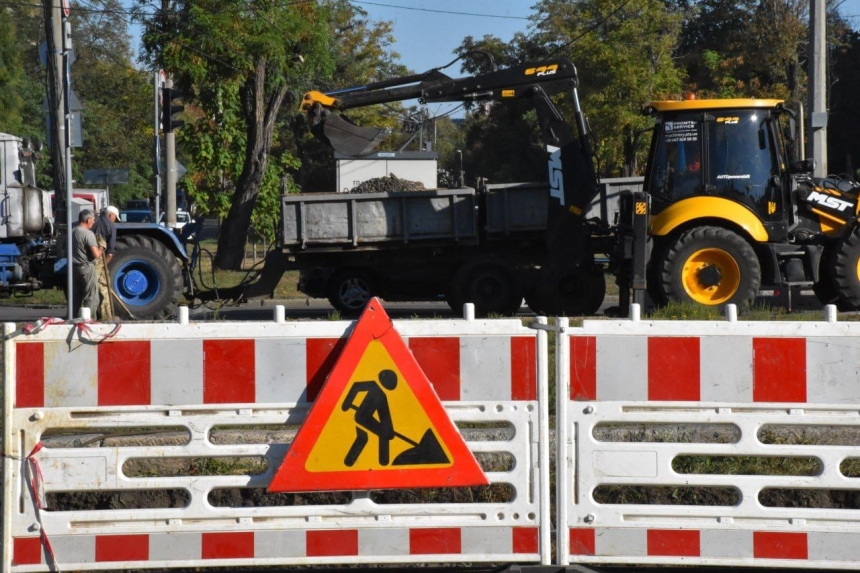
[268,298,488,492]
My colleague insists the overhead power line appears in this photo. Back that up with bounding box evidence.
[350,1,530,20]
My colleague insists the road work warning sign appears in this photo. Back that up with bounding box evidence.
[268,298,488,492]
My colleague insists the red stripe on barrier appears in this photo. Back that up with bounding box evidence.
[570,336,597,400]
[13,537,42,565]
[306,530,358,556]
[98,341,150,405]
[511,337,537,400]
[95,534,149,562]
[202,531,254,559]
[753,531,808,560]
[569,528,595,555]
[410,528,461,554]
[409,337,460,400]
[648,337,700,401]
[16,342,44,408]
[203,340,255,404]
[753,338,806,402]
[513,527,539,554]
[306,338,346,402]
[647,529,700,557]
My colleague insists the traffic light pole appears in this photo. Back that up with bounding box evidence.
[154,71,162,221]
[165,76,177,228]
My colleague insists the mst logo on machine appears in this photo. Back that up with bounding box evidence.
[804,189,856,215]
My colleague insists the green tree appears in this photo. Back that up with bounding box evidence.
[532,0,684,175]
[139,0,333,269]
[70,0,154,205]
[0,7,25,134]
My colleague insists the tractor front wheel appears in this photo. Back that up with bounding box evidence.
[111,235,183,319]
[660,226,760,310]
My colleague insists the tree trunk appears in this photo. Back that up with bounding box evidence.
[214,60,288,270]
[622,125,638,177]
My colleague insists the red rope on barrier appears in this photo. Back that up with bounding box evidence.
[25,442,58,569]
[20,317,122,343]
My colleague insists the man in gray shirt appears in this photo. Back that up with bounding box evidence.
[71,209,103,318]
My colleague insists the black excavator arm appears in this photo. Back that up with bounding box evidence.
[301,58,610,315]
[300,58,600,217]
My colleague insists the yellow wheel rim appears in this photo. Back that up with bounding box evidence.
[681,248,741,305]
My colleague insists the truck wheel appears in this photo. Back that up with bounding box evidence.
[833,228,860,310]
[660,226,760,309]
[111,235,183,319]
[454,262,523,317]
[525,266,605,316]
[328,269,375,315]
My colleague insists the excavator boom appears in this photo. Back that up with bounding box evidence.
[301,58,598,214]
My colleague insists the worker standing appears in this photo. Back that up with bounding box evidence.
[92,205,118,320]
[71,209,102,318]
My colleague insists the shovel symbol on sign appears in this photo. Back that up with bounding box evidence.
[341,369,450,467]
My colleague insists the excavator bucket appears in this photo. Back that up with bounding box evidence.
[319,113,390,157]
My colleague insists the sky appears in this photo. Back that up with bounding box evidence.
[353,0,535,117]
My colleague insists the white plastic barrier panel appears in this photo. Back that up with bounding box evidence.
[557,313,860,569]
[3,310,549,572]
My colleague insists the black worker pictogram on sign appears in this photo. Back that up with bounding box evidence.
[268,298,487,492]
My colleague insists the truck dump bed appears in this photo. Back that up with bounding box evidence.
[281,188,487,250]
[280,178,644,252]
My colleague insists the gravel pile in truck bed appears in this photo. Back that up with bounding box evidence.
[349,173,426,193]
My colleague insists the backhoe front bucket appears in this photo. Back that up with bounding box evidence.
[320,113,390,157]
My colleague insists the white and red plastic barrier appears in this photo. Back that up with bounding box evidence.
[3,311,550,572]
[556,311,860,569]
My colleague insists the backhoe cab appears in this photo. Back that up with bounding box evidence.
[643,98,860,310]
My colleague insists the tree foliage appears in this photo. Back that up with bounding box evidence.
[531,0,684,176]
[70,0,153,205]
[0,7,26,135]
[139,0,333,269]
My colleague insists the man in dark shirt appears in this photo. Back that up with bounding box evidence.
[92,205,118,320]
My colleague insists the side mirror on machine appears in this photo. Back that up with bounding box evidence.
[789,158,816,174]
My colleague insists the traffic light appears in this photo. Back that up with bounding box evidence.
[161,87,185,133]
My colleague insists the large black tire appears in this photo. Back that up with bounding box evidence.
[525,265,606,316]
[814,245,840,305]
[659,226,760,310]
[453,261,523,317]
[327,269,376,315]
[833,228,860,310]
[646,239,668,306]
[111,235,183,319]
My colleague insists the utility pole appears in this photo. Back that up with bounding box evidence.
[808,0,828,176]
[44,0,67,199]
[44,0,75,318]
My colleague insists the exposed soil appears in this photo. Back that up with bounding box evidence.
[349,173,426,193]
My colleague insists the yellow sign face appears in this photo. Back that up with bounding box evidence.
[268,298,487,493]
[635,201,647,215]
[304,340,453,472]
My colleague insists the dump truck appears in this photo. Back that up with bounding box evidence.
[0,133,188,319]
[242,58,645,316]
[243,58,851,316]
